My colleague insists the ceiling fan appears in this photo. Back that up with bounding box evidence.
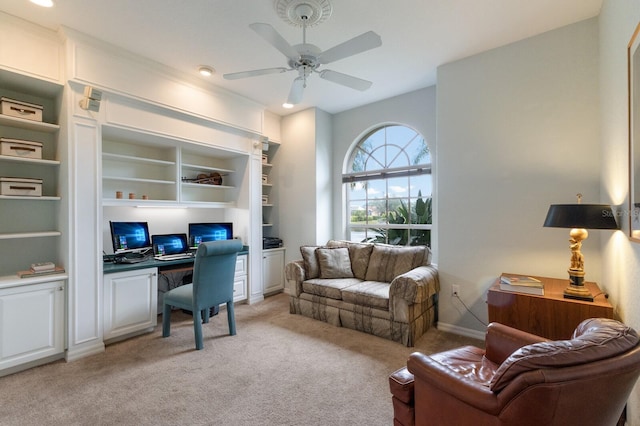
[223,4,382,106]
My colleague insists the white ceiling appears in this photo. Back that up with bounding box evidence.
[2,0,603,116]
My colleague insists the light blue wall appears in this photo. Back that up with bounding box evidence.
[436,18,600,334]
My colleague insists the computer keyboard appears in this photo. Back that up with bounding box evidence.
[121,253,149,263]
[154,253,194,261]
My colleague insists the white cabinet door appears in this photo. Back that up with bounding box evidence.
[233,254,248,302]
[263,248,285,295]
[103,268,157,341]
[0,280,65,371]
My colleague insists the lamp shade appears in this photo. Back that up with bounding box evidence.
[543,204,619,229]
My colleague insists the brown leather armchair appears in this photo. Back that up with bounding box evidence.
[389,318,640,426]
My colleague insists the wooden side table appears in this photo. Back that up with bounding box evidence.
[487,273,613,340]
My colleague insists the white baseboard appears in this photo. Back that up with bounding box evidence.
[65,341,105,362]
[437,322,485,341]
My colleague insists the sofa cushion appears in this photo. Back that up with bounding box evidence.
[300,246,321,279]
[317,247,354,279]
[365,245,426,283]
[341,280,391,310]
[327,240,374,280]
[302,277,362,300]
[490,318,639,391]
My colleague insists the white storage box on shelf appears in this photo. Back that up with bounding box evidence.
[0,97,43,122]
[0,138,43,159]
[0,177,43,196]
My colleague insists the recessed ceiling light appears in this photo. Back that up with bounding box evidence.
[282,102,294,109]
[30,0,54,7]
[198,66,214,77]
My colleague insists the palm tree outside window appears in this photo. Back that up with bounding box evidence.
[343,125,432,246]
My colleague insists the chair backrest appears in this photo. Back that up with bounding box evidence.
[494,318,640,425]
[191,239,243,311]
[490,318,639,391]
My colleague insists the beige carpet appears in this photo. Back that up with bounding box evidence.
[0,293,481,426]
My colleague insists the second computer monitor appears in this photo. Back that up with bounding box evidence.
[188,222,233,248]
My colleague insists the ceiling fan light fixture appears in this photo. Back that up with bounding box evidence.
[198,66,215,77]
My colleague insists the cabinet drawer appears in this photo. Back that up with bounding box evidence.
[235,254,247,275]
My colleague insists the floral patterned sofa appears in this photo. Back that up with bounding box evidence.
[284,240,439,346]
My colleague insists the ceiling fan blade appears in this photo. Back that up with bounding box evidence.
[249,23,300,61]
[287,77,305,105]
[319,31,382,64]
[223,67,290,80]
[319,70,372,91]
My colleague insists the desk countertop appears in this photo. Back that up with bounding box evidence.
[103,246,249,274]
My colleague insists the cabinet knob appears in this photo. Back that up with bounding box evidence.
[58,286,64,291]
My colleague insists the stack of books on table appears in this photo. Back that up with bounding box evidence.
[499,274,544,295]
[18,262,65,278]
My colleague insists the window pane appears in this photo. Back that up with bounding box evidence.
[366,146,386,171]
[385,145,407,169]
[386,228,409,246]
[410,174,432,197]
[366,179,386,200]
[387,176,409,198]
[407,198,432,225]
[362,129,386,152]
[349,227,368,243]
[348,181,367,199]
[349,201,367,224]
[409,229,431,247]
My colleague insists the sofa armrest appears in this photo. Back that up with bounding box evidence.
[284,260,306,297]
[484,323,549,365]
[390,265,440,305]
[407,352,501,415]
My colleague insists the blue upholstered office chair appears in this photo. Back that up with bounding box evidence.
[162,239,243,350]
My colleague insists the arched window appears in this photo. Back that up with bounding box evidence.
[343,125,432,246]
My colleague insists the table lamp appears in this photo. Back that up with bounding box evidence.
[543,194,619,301]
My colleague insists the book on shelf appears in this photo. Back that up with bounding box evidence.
[31,261,56,272]
[500,274,543,288]
[499,282,544,296]
[18,266,65,278]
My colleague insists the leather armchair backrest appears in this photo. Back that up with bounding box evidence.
[490,318,639,391]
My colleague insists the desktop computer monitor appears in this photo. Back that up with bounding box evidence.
[109,221,152,254]
[188,222,233,248]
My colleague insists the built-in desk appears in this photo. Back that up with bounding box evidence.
[101,246,249,343]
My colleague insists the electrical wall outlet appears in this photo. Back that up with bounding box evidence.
[452,284,460,296]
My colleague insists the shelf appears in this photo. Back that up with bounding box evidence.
[102,152,176,166]
[103,176,175,185]
[0,114,59,133]
[262,163,273,169]
[263,223,273,227]
[102,198,235,209]
[0,195,60,201]
[182,163,234,174]
[262,203,274,207]
[0,272,68,290]
[181,182,233,190]
[0,155,60,166]
[0,231,61,240]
